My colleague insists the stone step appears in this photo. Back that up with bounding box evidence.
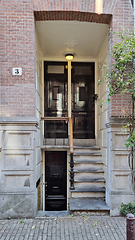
[70,187,105,192]
[74,181,105,188]
[73,168,104,173]
[73,155,102,162]
[74,171,104,179]
[36,211,70,218]
[70,145,105,201]
[74,163,103,170]
[74,146,101,150]
[73,152,102,156]
[69,198,109,211]
[71,191,105,198]
[73,146,101,153]
[70,187,105,198]
[74,177,105,182]
[73,139,96,146]
[74,159,103,164]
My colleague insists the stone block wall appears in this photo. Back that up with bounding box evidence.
[0,117,38,219]
[106,117,134,216]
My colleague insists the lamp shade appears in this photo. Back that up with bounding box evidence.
[65,53,74,60]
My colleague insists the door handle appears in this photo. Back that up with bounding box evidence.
[92,94,98,101]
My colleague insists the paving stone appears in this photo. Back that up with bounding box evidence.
[0,216,126,239]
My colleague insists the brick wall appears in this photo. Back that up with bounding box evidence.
[106,0,134,117]
[0,0,134,117]
[33,0,95,12]
[108,94,133,117]
[0,0,35,116]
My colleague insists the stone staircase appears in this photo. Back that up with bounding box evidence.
[69,146,109,213]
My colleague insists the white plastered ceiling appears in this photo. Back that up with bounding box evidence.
[36,21,109,61]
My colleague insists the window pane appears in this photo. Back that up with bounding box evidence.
[79,87,86,101]
[53,86,59,100]
[74,66,92,75]
[48,65,64,74]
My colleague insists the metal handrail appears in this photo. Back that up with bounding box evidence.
[68,117,73,154]
[41,117,69,121]
[41,116,74,189]
[68,117,74,189]
[41,116,73,154]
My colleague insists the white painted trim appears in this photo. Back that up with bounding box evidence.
[42,151,45,211]
[67,151,69,210]
[42,60,44,116]
[68,60,71,118]
[95,60,98,144]
[134,0,135,31]
[95,0,103,14]
[41,60,44,139]
[40,57,97,62]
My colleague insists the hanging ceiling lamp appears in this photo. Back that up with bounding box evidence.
[65,53,74,60]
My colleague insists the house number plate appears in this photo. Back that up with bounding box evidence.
[12,68,22,76]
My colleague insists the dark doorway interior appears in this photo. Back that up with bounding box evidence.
[45,151,67,211]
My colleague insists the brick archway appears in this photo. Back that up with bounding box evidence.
[34,10,112,24]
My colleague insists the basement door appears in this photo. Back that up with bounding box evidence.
[45,151,67,211]
[44,61,95,139]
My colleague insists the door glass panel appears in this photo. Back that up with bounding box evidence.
[79,87,86,101]
[73,81,87,109]
[74,66,92,75]
[47,79,66,114]
[45,62,68,138]
[53,86,59,100]
[47,65,64,74]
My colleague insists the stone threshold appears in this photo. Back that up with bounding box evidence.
[41,145,70,150]
[41,145,100,150]
[36,211,70,218]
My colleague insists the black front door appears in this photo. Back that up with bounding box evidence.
[44,61,95,139]
[71,62,95,139]
[44,62,68,138]
[45,151,67,211]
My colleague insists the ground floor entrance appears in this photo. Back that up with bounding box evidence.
[45,151,67,211]
[44,61,95,139]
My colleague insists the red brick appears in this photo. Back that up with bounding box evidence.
[0,0,134,117]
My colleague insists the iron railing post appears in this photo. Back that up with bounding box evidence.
[45,121,46,145]
[54,120,56,145]
[63,120,65,145]
[70,153,75,190]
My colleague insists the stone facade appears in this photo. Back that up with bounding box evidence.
[0,117,39,219]
[0,0,134,218]
[106,117,134,216]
